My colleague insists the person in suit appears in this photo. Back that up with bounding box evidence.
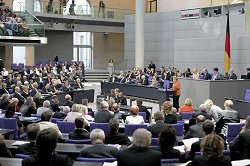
[212,67,223,80]
[230,116,250,160]
[185,120,215,161]
[53,106,70,119]
[228,69,237,80]
[187,134,232,166]
[82,98,94,117]
[204,99,222,122]
[193,104,212,120]
[18,123,40,155]
[111,103,124,121]
[0,134,13,158]
[13,86,25,107]
[0,83,10,96]
[117,92,127,105]
[80,128,118,158]
[20,97,37,117]
[36,100,52,115]
[137,99,150,122]
[148,61,156,72]
[69,117,89,140]
[0,93,10,110]
[94,101,114,123]
[105,118,131,145]
[147,111,167,138]
[202,68,211,80]
[75,78,83,89]
[21,85,29,99]
[140,75,149,85]
[22,128,73,166]
[63,94,73,108]
[184,115,206,139]
[219,100,239,123]
[5,103,23,129]
[161,101,177,124]
[41,83,53,94]
[116,128,161,166]
[161,71,171,81]
[50,95,60,112]
[246,68,250,79]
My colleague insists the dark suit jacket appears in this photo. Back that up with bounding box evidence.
[0,99,10,110]
[80,143,118,158]
[50,101,60,112]
[68,129,90,140]
[116,146,161,166]
[105,132,131,145]
[228,73,237,79]
[164,114,177,124]
[13,92,25,106]
[22,153,73,166]
[230,131,250,159]
[52,112,67,119]
[63,101,73,108]
[138,104,150,122]
[186,155,232,166]
[184,124,204,139]
[20,104,36,117]
[147,121,167,138]
[94,110,114,123]
[0,141,13,158]
[247,72,250,79]
[203,73,211,80]
[151,146,180,159]
[193,110,213,120]
[18,142,37,155]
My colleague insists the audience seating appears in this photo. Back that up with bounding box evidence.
[171,123,184,137]
[56,121,75,133]
[245,89,250,101]
[138,112,146,122]
[161,159,179,163]
[226,123,244,143]
[163,80,170,89]
[195,150,230,157]
[180,112,193,120]
[151,138,159,146]
[124,124,147,136]
[0,118,19,139]
[31,114,41,118]
[65,139,91,144]
[90,123,110,134]
[15,154,29,159]
[51,118,63,123]
[76,157,116,162]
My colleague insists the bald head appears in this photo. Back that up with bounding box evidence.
[130,105,139,115]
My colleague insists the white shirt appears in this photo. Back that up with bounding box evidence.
[63,112,82,122]
[38,121,62,138]
[125,115,144,124]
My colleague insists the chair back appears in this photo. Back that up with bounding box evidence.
[51,118,63,123]
[195,150,230,157]
[226,123,244,143]
[89,123,110,134]
[76,157,116,162]
[161,159,179,163]
[180,112,193,120]
[65,139,91,144]
[163,80,170,89]
[245,89,250,101]
[151,138,158,146]
[171,123,184,136]
[138,112,146,122]
[31,114,41,118]
[15,154,29,159]
[56,121,75,133]
[124,124,147,136]
[0,117,19,139]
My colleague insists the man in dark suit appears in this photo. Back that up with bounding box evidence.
[30,82,40,97]
[185,120,214,160]
[140,75,149,85]
[137,99,150,122]
[94,101,114,123]
[230,116,250,160]
[148,61,156,72]
[109,74,119,83]
[147,111,167,138]
[69,118,89,140]
[202,68,211,80]
[228,69,237,80]
[63,94,73,108]
[22,128,73,166]
[212,67,223,80]
[0,93,10,110]
[18,123,40,155]
[13,86,25,107]
[193,104,213,120]
[116,128,161,166]
[80,128,118,158]
[0,134,12,158]
[50,95,60,112]
[53,106,70,119]
[184,115,206,139]
[105,118,131,145]
[20,97,37,117]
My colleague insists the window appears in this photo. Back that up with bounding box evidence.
[13,0,42,12]
[73,32,93,69]
[13,46,26,65]
[65,0,92,15]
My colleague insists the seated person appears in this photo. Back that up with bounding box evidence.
[219,100,239,123]
[172,107,183,121]
[0,93,10,110]
[80,105,93,122]
[50,95,60,112]
[125,105,144,124]
[18,123,40,155]
[94,101,114,123]
[63,94,73,108]
[82,98,94,117]
[105,118,131,145]
[80,129,118,158]
[68,118,89,140]
[116,128,161,166]
[64,104,82,122]
[147,111,167,138]
[161,101,177,124]
[179,98,193,113]
[22,128,73,166]
[0,134,13,158]
[53,106,70,119]
[111,103,124,121]
[36,100,51,115]
[20,97,37,117]
[154,125,180,159]
[5,103,23,129]
[117,92,127,105]
[38,111,63,138]
[184,115,206,139]
[187,134,231,166]
[193,104,213,120]
[137,99,150,123]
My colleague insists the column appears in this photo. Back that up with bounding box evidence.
[26,46,35,66]
[25,0,34,14]
[135,0,145,68]
[245,2,250,35]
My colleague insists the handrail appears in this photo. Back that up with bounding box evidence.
[0,22,43,26]
[17,2,44,25]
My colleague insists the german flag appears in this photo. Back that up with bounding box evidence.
[224,11,230,74]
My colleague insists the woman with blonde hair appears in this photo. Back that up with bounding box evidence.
[79,104,93,122]
[161,101,177,124]
[64,104,81,122]
[179,98,193,113]
[192,68,199,80]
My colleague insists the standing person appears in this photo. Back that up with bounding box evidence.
[107,59,114,77]
[172,76,180,110]
[246,68,250,79]
[98,0,105,18]
[0,57,4,72]
[69,0,75,15]
[148,61,156,73]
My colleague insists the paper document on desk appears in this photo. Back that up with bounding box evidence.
[182,138,199,149]
[103,161,117,166]
[232,159,250,166]
[174,145,185,153]
[12,141,29,146]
